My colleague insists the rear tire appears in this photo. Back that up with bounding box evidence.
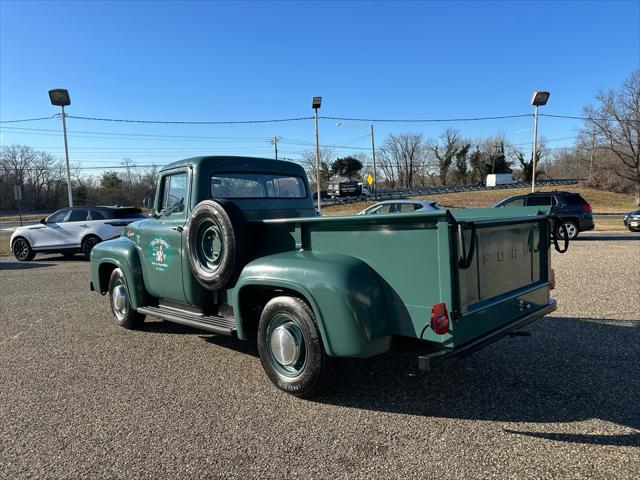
[81,235,100,260]
[108,268,145,329]
[556,220,579,240]
[12,237,35,261]
[257,296,330,398]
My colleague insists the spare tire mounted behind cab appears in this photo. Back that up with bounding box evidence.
[185,199,247,290]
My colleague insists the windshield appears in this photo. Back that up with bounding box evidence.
[211,173,307,199]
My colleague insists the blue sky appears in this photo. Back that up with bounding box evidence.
[1,0,638,174]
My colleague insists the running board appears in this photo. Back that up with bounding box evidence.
[137,305,236,336]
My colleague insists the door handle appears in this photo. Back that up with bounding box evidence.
[171,226,184,232]
[80,224,90,228]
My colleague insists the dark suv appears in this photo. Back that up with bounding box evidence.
[493,191,594,239]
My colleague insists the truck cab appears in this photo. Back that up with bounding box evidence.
[91,156,561,397]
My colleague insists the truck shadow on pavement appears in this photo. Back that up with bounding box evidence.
[0,261,53,271]
[313,315,640,447]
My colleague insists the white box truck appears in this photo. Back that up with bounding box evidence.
[486,174,516,187]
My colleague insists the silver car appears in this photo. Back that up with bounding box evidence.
[358,200,441,215]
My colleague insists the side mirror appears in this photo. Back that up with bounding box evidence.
[143,196,154,210]
[39,218,46,224]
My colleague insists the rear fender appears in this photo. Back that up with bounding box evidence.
[90,236,146,309]
[234,251,392,358]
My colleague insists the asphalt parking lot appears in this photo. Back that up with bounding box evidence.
[0,232,638,479]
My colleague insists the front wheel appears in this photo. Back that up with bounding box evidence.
[257,296,330,398]
[108,268,145,329]
[12,237,35,261]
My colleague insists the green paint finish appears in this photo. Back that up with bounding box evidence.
[91,156,556,360]
[234,251,392,358]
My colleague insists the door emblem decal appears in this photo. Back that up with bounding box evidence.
[149,237,172,271]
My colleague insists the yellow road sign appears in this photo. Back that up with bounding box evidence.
[366,174,373,186]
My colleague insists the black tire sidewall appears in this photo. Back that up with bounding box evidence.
[82,236,100,260]
[12,237,34,261]
[186,200,246,290]
[108,268,143,329]
[257,296,328,398]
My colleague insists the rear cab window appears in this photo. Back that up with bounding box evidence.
[211,173,306,199]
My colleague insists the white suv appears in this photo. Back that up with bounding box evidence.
[10,206,146,261]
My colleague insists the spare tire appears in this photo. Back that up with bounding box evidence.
[186,199,247,290]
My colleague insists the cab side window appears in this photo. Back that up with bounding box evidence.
[161,172,188,214]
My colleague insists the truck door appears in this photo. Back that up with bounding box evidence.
[138,170,189,304]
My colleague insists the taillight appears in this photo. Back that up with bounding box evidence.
[431,303,449,335]
[582,203,591,212]
[550,268,556,290]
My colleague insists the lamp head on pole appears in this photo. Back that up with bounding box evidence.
[312,96,322,109]
[48,89,71,107]
[530,91,550,106]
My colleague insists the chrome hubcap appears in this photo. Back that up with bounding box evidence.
[112,284,128,319]
[270,325,301,366]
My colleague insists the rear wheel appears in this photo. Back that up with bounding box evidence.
[81,235,100,260]
[108,268,145,329]
[556,220,579,240]
[257,296,330,397]
[12,237,35,261]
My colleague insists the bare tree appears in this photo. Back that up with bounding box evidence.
[379,133,427,188]
[583,70,640,204]
[302,148,334,191]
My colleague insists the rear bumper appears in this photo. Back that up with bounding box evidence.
[418,299,557,371]
[580,218,595,231]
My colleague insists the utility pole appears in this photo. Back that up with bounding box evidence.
[589,130,595,178]
[49,89,73,207]
[271,136,279,160]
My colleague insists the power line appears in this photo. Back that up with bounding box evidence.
[65,114,315,125]
[0,115,58,124]
[319,114,533,123]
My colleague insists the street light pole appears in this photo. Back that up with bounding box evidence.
[61,105,73,206]
[312,97,322,213]
[531,105,539,193]
[370,124,377,199]
[530,91,550,194]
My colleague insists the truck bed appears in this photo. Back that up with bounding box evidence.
[254,206,553,349]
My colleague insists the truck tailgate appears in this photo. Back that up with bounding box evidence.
[449,207,553,346]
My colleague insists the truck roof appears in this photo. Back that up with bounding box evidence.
[160,156,305,176]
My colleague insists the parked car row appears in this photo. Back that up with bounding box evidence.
[8,192,638,262]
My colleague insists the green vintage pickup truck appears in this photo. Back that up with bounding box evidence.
[90,156,561,397]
